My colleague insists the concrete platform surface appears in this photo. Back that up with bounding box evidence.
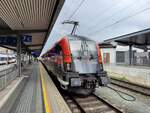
[0,76,26,113]
[40,62,71,113]
[95,85,150,113]
[0,62,72,113]
[10,63,43,113]
[104,64,150,87]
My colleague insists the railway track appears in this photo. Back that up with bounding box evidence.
[42,63,123,113]
[110,78,150,96]
[64,93,123,113]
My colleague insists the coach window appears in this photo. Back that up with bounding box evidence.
[55,44,63,68]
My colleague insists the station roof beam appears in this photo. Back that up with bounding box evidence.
[104,28,150,50]
[104,28,150,65]
[0,0,65,55]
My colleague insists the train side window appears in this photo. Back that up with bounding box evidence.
[2,57,5,61]
[55,44,64,69]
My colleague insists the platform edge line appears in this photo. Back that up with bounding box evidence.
[40,64,52,113]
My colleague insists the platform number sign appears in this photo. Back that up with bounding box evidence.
[22,35,32,42]
[0,36,17,45]
[32,52,40,57]
[0,35,32,46]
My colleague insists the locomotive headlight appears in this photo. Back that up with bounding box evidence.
[70,78,81,87]
[99,63,103,71]
[66,63,71,70]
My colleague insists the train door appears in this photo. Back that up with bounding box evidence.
[103,53,110,64]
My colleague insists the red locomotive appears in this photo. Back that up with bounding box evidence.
[42,35,109,95]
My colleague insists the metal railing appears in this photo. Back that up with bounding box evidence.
[0,64,17,91]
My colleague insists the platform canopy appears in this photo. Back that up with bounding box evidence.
[0,0,65,54]
[104,28,150,50]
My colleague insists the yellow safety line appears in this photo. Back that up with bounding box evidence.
[40,64,52,113]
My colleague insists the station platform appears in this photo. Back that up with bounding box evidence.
[104,64,150,87]
[0,62,71,113]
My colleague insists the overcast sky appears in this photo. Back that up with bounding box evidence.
[41,0,150,55]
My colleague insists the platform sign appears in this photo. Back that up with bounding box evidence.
[22,35,32,42]
[0,35,32,46]
[0,36,17,46]
[31,52,41,57]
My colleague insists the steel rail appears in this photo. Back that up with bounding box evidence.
[111,78,150,96]
[68,95,86,113]
[92,93,123,113]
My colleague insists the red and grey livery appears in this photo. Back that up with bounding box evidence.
[42,35,109,95]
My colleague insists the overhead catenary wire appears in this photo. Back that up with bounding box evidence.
[86,0,127,28]
[90,4,150,35]
[87,0,138,32]
[68,0,85,20]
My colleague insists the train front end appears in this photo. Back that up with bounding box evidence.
[62,36,110,95]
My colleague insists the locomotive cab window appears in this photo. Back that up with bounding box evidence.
[69,39,97,60]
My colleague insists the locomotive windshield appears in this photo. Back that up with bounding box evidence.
[69,40,97,59]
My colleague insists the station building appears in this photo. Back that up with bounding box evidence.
[100,45,150,66]
[99,29,150,87]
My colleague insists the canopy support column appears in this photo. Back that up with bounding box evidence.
[17,35,21,77]
[144,47,148,52]
[129,45,132,65]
